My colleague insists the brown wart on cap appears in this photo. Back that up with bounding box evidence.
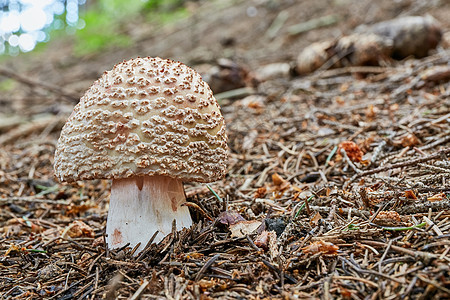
[54,57,228,254]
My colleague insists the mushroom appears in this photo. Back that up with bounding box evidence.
[54,57,228,253]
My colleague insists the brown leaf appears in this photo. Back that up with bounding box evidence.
[271,173,291,193]
[187,252,204,259]
[401,134,420,147]
[92,236,104,248]
[404,190,418,200]
[254,230,270,250]
[254,187,267,198]
[229,220,262,238]
[427,193,446,202]
[66,203,96,216]
[302,240,339,255]
[61,220,94,239]
[217,211,245,226]
[310,212,322,226]
[272,173,286,186]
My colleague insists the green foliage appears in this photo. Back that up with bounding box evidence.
[347,224,360,230]
[143,0,188,26]
[0,79,15,92]
[73,0,188,56]
[73,0,138,56]
[149,8,189,25]
[143,0,185,12]
[74,10,131,56]
[97,0,148,17]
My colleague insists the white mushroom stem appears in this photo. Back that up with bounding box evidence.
[105,175,192,254]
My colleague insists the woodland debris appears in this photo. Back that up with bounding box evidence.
[356,15,442,59]
[0,115,66,146]
[288,15,339,36]
[197,58,258,94]
[0,2,449,299]
[297,15,443,74]
[0,67,79,102]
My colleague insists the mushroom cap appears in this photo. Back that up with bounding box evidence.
[54,57,228,183]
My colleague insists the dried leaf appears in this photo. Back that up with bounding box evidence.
[254,187,267,198]
[79,253,92,266]
[3,243,21,257]
[229,220,262,238]
[187,252,204,259]
[65,203,96,216]
[272,173,286,186]
[217,211,246,226]
[92,236,104,248]
[339,287,353,299]
[198,279,216,291]
[427,193,446,202]
[401,134,420,147]
[302,240,339,255]
[310,212,322,226]
[254,230,270,250]
[61,220,94,239]
[271,173,290,192]
[404,190,418,200]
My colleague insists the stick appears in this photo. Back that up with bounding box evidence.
[129,280,149,300]
[353,147,450,179]
[0,67,79,102]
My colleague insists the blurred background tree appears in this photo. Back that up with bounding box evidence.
[0,0,187,56]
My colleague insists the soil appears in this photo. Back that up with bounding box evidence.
[1,0,449,299]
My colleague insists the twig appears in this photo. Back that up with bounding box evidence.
[182,202,214,221]
[129,280,149,300]
[0,67,79,102]
[333,275,378,288]
[395,200,450,214]
[0,116,66,146]
[340,149,362,173]
[195,254,220,281]
[0,197,70,205]
[309,205,371,219]
[358,240,440,262]
[417,274,450,294]
[135,231,159,261]
[353,147,450,180]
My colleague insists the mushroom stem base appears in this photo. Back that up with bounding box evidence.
[106,175,192,254]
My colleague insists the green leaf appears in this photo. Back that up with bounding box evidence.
[381,222,427,231]
[294,194,315,218]
[347,224,359,230]
[206,184,222,202]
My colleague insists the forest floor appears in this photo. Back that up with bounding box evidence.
[1,0,449,299]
